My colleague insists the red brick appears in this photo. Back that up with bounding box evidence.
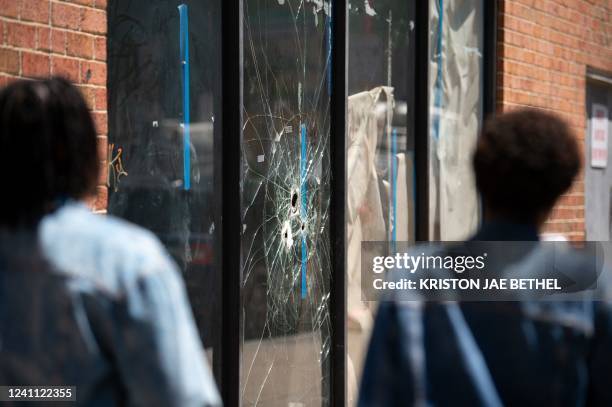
[96,135,107,161]
[0,0,108,211]
[66,32,94,59]
[92,111,108,134]
[533,53,553,69]
[84,185,108,212]
[558,194,582,207]
[94,0,107,10]
[0,49,20,75]
[81,61,106,85]
[94,36,106,61]
[542,221,583,234]
[22,52,50,78]
[94,87,107,110]
[76,85,95,107]
[51,2,81,29]
[97,157,108,185]
[51,29,67,54]
[81,8,106,34]
[94,186,108,212]
[20,0,49,23]
[51,56,80,82]
[37,27,51,51]
[70,0,94,5]
[551,207,583,220]
[0,0,19,18]
[6,22,37,49]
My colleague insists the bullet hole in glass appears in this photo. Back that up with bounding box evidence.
[291,191,298,212]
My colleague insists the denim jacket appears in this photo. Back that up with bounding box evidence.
[0,202,221,406]
[358,223,612,406]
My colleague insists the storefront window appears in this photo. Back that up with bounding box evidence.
[107,0,222,376]
[240,1,332,405]
[106,1,491,404]
[346,0,416,403]
[428,0,484,240]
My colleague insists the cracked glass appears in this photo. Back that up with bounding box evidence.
[106,0,222,381]
[240,1,332,406]
[346,1,416,404]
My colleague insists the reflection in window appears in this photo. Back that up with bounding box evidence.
[346,1,416,404]
[240,1,332,405]
[428,0,483,240]
[107,0,222,378]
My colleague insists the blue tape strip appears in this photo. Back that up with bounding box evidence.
[432,0,444,140]
[179,4,191,190]
[301,123,308,299]
[391,128,398,252]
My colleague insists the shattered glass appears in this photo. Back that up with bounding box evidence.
[428,0,483,240]
[240,1,332,405]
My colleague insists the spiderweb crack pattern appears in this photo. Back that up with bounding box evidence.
[240,0,332,405]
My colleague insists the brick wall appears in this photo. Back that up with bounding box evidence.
[497,0,612,240]
[0,0,108,212]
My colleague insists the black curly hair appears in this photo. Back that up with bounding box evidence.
[0,77,99,228]
[473,108,581,224]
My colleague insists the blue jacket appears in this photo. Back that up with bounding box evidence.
[358,223,612,406]
[0,202,221,406]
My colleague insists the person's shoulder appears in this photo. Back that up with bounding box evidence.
[42,201,164,256]
[39,201,174,292]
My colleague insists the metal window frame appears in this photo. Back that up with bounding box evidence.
[218,0,497,404]
[106,0,497,406]
[105,0,497,405]
[329,1,347,406]
[484,0,498,121]
[106,0,497,399]
[414,0,430,242]
[481,0,499,222]
[219,1,346,406]
[220,0,242,406]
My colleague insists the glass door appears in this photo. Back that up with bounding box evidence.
[345,1,417,403]
[107,1,495,404]
[107,0,223,379]
[240,1,333,406]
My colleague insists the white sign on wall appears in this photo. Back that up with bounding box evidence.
[591,103,608,168]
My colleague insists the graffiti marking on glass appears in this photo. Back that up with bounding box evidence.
[107,143,128,192]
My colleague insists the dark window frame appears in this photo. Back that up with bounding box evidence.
[219,0,498,404]
[106,0,498,404]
